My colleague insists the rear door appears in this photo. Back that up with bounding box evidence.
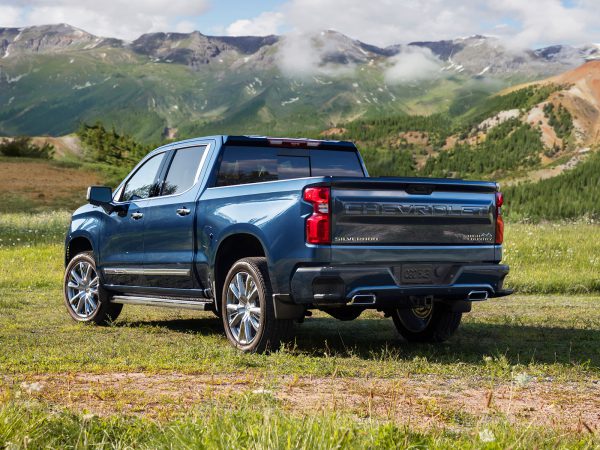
[142,143,211,290]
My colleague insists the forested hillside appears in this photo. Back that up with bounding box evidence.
[505,151,600,220]
[327,82,576,179]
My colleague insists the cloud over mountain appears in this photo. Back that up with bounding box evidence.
[233,0,600,49]
[0,0,209,40]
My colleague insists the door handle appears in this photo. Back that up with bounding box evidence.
[176,207,191,216]
[131,211,144,220]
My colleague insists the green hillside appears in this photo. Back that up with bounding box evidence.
[0,43,511,143]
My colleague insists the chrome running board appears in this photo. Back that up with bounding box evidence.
[111,295,213,311]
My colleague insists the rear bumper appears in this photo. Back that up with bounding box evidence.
[289,263,511,306]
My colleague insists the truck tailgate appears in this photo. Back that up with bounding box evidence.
[330,178,498,247]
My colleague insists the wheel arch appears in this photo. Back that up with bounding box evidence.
[212,231,270,312]
[65,234,95,266]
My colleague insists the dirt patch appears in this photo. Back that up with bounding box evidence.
[0,159,101,210]
[525,103,561,151]
[320,127,348,137]
[4,372,599,431]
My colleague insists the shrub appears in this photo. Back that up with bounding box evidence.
[0,137,54,159]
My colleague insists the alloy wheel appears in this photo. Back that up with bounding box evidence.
[225,271,262,345]
[66,261,100,319]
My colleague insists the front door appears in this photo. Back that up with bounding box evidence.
[143,144,210,291]
[98,151,168,287]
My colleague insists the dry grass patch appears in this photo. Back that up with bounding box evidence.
[0,158,99,211]
[3,372,599,433]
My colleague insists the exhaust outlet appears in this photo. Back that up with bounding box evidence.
[349,294,377,305]
[467,290,489,301]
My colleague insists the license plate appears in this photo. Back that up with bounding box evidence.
[400,264,434,284]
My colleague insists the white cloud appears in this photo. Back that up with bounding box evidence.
[489,0,595,48]
[226,11,284,36]
[276,31,361,78]
[385,47,442,84]
[0,5,22,27]
[174,20,197,34]
[0,0,209,40]
[227,0,600,48]
[3,0,600,48]
[282,0,488,47]
[276,32,321,77]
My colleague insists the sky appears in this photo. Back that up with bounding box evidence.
[1,0,599,48]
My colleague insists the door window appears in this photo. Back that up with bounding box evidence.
[162,146,207,196]
[121,153,166,201]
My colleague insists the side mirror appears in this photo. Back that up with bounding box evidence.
[87,186,113,205]
[87,186,116,213]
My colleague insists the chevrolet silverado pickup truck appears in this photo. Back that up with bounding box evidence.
[64,135,511,352]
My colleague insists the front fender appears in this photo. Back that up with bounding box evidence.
[65,206,105,268]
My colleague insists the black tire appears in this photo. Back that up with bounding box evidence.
[221,257,292,353]
[63,252,123,325]
[391,304,462,343]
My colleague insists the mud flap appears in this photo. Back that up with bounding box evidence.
[273,294,306,320]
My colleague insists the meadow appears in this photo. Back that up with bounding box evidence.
[0,211,599,448]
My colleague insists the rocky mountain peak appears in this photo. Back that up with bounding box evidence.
[131,30,278,66]
[0,23,122,58]
[1,23,598,79]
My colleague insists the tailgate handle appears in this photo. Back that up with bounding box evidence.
[406,185,433,195]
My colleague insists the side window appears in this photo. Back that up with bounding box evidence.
[121,153,165,202]
[215,147,310,187]
[162,146,207,196]
[216,147,277,187]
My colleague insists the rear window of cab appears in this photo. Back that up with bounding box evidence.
[215,146,364,187]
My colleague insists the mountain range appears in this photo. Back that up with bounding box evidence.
[1,23,600,141]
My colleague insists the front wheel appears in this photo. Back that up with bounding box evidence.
[221,257,291,353]
[63,252,122,324]
[391,304,462,343]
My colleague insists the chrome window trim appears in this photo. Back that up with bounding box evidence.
[104,268,191,276]
[111,142,211,204]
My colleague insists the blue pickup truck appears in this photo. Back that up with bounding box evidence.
[64,135,510,352]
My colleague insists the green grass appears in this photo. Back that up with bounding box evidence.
[0,402,596,449]
[1,213,599,447]
[0,213,599,380]
[504,222,600,293]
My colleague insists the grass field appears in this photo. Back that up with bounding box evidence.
[1,212,599,448]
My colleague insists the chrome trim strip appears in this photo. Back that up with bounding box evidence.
[144,268,191,276]
[104,268,145,275]
[111,295,211,310]
[111,142,212,204]
[103,268,191,276]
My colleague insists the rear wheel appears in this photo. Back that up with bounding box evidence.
[221,257,292,353]
[391,303,461,343]
[63,252,122,324]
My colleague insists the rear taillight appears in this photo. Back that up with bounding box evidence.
[304,187,331,244]
[495,191,504,244]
